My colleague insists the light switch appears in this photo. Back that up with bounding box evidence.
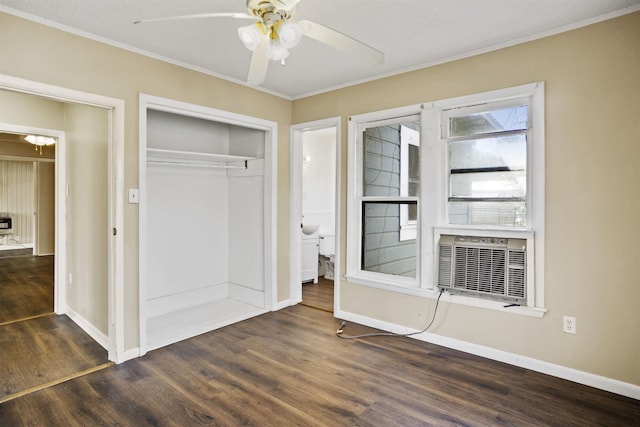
[128,189,139,204]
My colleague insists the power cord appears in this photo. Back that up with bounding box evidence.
[336,288,444,339]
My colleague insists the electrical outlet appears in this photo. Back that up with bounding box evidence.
[562,315,576,334]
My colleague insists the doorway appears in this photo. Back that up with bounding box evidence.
[290,118,341,312]
[0,130,56,323]
[0,75,125,362]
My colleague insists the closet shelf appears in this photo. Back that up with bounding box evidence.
[147,148,256,169]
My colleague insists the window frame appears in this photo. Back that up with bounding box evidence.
[399,125,420,241]
[347,83,546,316]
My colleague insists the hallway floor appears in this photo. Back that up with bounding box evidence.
[301,276,334,313]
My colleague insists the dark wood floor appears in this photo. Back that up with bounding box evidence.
[0,254,54,324]
[0,248,33,259]
[0,314,109,401]
[0,304,638,426]
[301,275,334,312]
[0,253,108,405]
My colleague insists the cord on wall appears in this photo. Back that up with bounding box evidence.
[336,289,444,339]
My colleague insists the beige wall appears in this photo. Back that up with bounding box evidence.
[2,9,638,386]
[293,12,640,386]
[35,161,55,255]
[65,102,109,333]
[1,12,293,350]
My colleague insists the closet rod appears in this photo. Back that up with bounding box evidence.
[147,160,248,169]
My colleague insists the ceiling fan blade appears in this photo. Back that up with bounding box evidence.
[247,38,270,86]
[134,12,255,25]
[297,19,385,65]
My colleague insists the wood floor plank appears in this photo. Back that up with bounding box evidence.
[0,254,53,323]
[0,306,638,426]
[301,276,334,312]
[0,314,108,398]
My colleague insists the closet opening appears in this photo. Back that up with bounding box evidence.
[139,95,277,354]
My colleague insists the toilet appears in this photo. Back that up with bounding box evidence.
[319,234,335,279]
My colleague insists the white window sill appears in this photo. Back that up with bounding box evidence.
[440,292,547,318]
[345,274,547,318]
[345,274,433,298]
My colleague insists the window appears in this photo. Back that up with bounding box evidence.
[443,103,528,227]
[347,83,545,315]
[347,111,421,288]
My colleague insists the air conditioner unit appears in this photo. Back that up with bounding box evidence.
[437,235,526,304]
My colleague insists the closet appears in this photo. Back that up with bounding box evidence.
[140,100,275,353]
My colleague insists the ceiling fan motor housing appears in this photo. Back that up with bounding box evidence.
[247,0,299,26]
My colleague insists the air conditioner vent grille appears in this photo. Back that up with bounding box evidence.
[438,235,526,304]
[438,245,453,289]
[507,250,526,299]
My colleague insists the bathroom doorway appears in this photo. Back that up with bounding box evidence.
[290,118,340,312]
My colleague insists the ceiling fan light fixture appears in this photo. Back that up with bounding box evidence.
[237,23,265,51]
[25,134,56,156]
[267,38,289,61]
[25,135,56,147]
[276,21,302,48]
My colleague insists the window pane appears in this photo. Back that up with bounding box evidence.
[408,143,419,197]
[449,134,526,171]
[363,120,420,197]
[450,170,526,199]
[450,105,527,137]
[362,202,416,278]
[449,200,526,227]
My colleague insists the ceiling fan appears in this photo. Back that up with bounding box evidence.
[134,0,385,86]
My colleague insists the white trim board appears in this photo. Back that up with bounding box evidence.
[66,307,109,351]
[335,309,640,400]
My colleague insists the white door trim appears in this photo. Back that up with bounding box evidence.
[289,117,341,310]
[0,74,126,363]
[138,93,278,356]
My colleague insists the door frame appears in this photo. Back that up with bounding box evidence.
[0,74,125,363]
[289,117,341,308]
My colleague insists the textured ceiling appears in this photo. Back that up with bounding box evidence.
[1,0,639,99]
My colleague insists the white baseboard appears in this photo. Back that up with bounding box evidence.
[0,243,34,251]
[228,282,265,307]
[146,283,229,318]
[115,347,140,364]
[273,298,298,311]
[335,309,640,400]
[65,307,109,351]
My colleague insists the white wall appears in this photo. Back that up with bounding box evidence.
[302,128,336,235]
[146,166,229,300]
[228,174,264,291]
[145,112,266,311]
